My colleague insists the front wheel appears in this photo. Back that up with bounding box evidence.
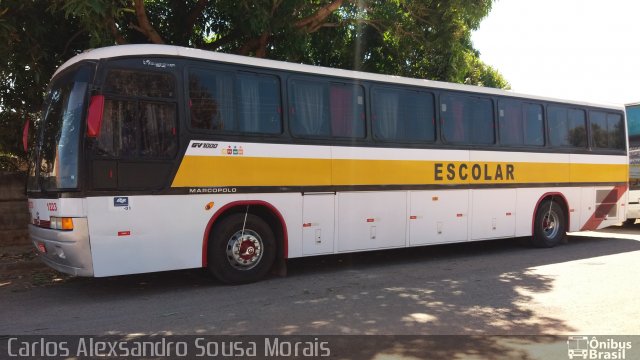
[208,213,276,284]
[531,200,566,248]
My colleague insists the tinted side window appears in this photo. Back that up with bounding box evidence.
[289,80,329,137]
[498,99,523,145]
[548,106,587,148]
[188,69,234,131]
[591,111,624,150]
[568,109,587,147]
[498,100,544,146]
[237,73,282,134]
[105,69,174,98]
[441,94,494,145]
[97,100,177,158]
[98,69,177,159]
[548,106,568,146]
[607,113,625,150]
[524,104,544,146]
[591,111,608,148]
[188,70,283,134]
[330,83,365,138]
[372,88,435,142]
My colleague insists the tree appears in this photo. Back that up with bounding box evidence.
[0,0,98,171]
[0,0,508,171]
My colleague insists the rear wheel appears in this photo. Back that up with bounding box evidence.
[208,213,276,284]
[532,200,566,248]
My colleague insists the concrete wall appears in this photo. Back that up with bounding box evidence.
[0,172,30,249]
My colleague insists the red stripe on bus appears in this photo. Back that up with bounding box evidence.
[580,184,627,231]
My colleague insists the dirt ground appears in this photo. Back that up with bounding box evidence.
[0,247,71,291]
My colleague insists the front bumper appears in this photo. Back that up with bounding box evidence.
[29,218,94,276]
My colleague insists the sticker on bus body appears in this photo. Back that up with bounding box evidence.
[113,197,129,207]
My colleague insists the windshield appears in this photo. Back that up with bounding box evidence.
[27,63,93,192]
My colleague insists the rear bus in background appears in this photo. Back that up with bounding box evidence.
[26,45,629,284]
[625,102,640,224]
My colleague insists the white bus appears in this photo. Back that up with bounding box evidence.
[625,103,640,224]
[26,45,628,284]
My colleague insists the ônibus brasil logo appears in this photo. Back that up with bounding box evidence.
[567,336,632,359]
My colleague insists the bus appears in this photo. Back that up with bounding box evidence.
[625,103,640,224]
[26,44,628,284]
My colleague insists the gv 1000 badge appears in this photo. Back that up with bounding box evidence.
[113,197,129,207]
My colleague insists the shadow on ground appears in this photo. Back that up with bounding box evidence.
[2,225,640,351]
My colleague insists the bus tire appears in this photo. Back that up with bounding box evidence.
[531,200,566,248]
[208,213,276,284]
[623,218,636,226]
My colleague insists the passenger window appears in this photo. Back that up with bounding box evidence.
[289,80,365,138]
[548,106,587,148]
[105,69,174,98]
[498,99,524,145]
[98,68,178,159]
[524,104,544,146]
[236,73,282,134]
[591,111,608,148]
[188,69,234,131]
[607,113,624,150]
[330,83,365,138]
[591,111,624,149]
[498,100,544,146]
[372,87,435,142]
[441,94,494,145]
[188,70,283,134]
[548,106,568,146]
[97,100,177,158]
[568,109,587,147]
[289,80,330,137]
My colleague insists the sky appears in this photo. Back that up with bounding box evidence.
[471,0,640,106]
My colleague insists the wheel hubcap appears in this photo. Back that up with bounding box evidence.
[226,229,263,270]
[542,210,559,238]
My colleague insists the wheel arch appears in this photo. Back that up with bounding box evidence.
[531,192,570,235]
[202,200,288,267]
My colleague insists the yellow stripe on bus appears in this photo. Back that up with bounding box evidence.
[170,156,628,187]
[172,157,332,187]
[570,163,629,183]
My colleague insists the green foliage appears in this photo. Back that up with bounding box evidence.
[0,1,88,170]
[0,0,508,171]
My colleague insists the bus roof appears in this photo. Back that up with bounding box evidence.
[56,44,623,111]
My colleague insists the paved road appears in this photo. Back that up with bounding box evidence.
[2,226,640,336]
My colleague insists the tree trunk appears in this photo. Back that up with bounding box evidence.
[133,0,165,44]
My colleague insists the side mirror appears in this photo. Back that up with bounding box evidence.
[86,95,105,138]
